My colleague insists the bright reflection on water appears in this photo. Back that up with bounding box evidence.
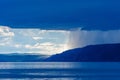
[0,62,120,80]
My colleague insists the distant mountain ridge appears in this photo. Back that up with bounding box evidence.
[0,54,49,62]
[45,43,120,62]
[0,43,120,62]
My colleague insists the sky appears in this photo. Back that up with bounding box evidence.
[0,0,119,30]
[0,0,120,55]
[1,26,120,55]
[0,26,69,55]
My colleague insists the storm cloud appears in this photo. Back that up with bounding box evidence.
[68,28,120,49]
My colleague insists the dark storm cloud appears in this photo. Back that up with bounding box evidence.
[0,0,120,30]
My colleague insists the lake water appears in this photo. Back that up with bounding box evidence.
[0,62,120,80]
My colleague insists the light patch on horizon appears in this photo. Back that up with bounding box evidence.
[0,26,69,55]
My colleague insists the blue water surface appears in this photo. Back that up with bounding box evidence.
[0,62,120,80]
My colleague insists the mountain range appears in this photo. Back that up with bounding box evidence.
[45,43,120,62]
[0,54,48,62]
[0,43,120,62]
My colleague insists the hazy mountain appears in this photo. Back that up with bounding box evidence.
[45,43,120,62]
[0,53,49,62]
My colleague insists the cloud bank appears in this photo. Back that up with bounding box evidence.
[68,28,120,49]
[2,26,120,55]
[0,26,68,55]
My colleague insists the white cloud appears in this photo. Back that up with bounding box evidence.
[32,37,43,40]
[24,42,67,55]
[0,26,15,46]
[37,29,68,34]
[14,44,22,48]
[0,37,11,46]
[0,26,68,55]
[0,26,14,37]
[68,28,120,49]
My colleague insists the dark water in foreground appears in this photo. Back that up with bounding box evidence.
[0,62,120,80]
